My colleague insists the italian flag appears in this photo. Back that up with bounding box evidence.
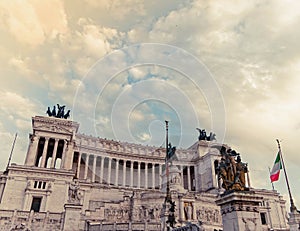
[270,152,282,182]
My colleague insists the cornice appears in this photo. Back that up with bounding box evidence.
[8,164,75,178]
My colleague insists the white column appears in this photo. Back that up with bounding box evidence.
[152,164,155,189]
[100,157,104,183]
[180,165,184,187]
[123,160,126,187]
[145,163,148,189]
[187,166,191,191]
[130,161,134,187]
[40,137,49,168]
[159,164,162,189]
[84,154,89,180]
[137,162,141,188]
[194,165,198,190]
[76,152,82,179]
[115,159,119,186]
[60,140,68,169]
[108,158,112,185]
[180,200,185,221]
[51,139,59,168]
[92,155,97,182]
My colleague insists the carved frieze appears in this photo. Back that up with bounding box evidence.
[104,206,130,221]
[103,204,162,223]
[131,205,162,221]
[34,124,73,134]
[196,206,221,224]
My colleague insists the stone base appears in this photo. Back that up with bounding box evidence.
[289,210,300,231]
[63,203,83,231]
[216,191,263,231]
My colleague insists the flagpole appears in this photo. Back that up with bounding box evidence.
[6,133,18,172]
[165,120,171,202]
[162,120,170,231]
[163,121,177,230]
[276,139,297,212]
[268,166,275,191]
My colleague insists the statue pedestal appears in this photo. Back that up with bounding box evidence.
[216,191,263,231]
[289,210,300,231]
[63,204,83,231]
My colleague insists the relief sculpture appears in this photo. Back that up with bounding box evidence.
[196,207,221,224]
[104,207,129,221]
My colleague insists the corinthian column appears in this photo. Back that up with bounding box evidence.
[152,164,155,189]
[108,158,112,184]
[137,162,141,188]
[51,139,59,168]
[145,163,148,189]
[115,159,119,186]
[100,156,104,183]
[84,154,89,180]
[40,137,49,168]
[92,155,96,182]
[76,152,82,179]
[130,161,134,187]
[123,160,126,187]
[187,166,191,191]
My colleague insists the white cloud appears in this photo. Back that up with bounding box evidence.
[9,56,35,78]
[0,91,42,122]
[130,109,145,121]
[128,67,147,80]
[137,132,151,142]
[0,0,68,46]
[83,0,146,19]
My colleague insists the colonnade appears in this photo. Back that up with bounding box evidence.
[31,137,67,169]
[74,153,196,191]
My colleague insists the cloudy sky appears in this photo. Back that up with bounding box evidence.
[1,0,300,210]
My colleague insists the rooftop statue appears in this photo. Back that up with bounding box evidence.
[167,143,176,160]
[216,146,248,192]
[196,128,216,141]
[64,110,70,119]
[46,104,70,119]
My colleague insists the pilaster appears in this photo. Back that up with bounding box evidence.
[25,134,39,166]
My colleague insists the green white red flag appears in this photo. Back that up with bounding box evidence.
[270,152,282,182]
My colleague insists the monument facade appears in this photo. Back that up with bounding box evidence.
[0,113,289,230]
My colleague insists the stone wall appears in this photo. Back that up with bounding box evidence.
[87,222,161,231]
[0,210,63,231]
